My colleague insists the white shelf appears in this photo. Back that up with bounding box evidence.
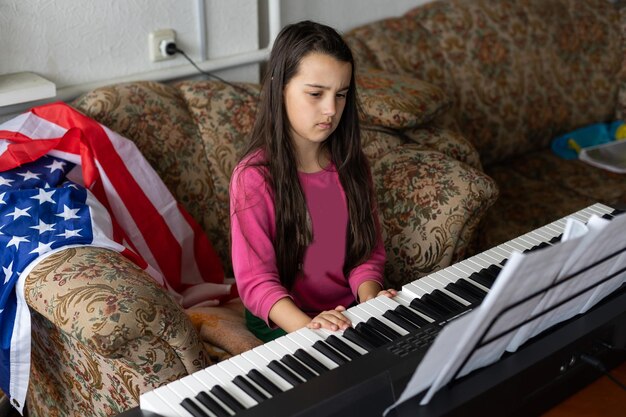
[0,72,56,107]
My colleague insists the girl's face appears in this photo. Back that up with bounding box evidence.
[283,52,352,154]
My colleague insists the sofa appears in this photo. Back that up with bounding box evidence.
[13,66,498,415]
[344,0,626,255]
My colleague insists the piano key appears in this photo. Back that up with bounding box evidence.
[375,295,430,327]
[366,317,403,341]
[420,275,472,305]
[228,355,278,392]
[276,335,332,373]
[206,366,254,409]
[268,360,304,386]
[359,301,409,335]
[246,369,283,397]
[285,331,339,370]
[313,328,370,356]
[293,349,331,374]
[343,326,376,351]
[312,340,350,365]
[239,350,294,391]
[210,385,246,413]
[163,380,214,417]
[281,355,317,381]
[195,392,232,417]
[142,389,191,417]
[181,398,212,417]
[264,340,318,380]
[325,334,362,359]
[232,375,269,402]
[410,280,468,312]
[445,281,482,304]
[179,374,233,416]
[218,361,272,401]
[354,322,390,346]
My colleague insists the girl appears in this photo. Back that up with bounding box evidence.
[230,20,395,343]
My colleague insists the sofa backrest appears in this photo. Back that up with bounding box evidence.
[345,0,622,166]
[73,81,259,275]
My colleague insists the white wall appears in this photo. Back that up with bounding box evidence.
[0,0,431,119]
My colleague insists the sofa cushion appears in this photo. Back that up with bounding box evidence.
[371,144,499,288]
[357,69,450,129]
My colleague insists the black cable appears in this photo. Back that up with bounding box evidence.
[165,43,258,97]
[579,353,626,391]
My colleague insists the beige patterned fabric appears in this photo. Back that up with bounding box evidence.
[345,0,626,257]
[19,74,499,416]
[345,0,622,166]
[356,69,451,128]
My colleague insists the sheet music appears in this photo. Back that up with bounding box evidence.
[386,210,626,413]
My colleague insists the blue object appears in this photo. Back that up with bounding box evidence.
[551,121,624,160]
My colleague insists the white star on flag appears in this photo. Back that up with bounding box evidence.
[5,206,31,220]
[16,171,40,181]
[56,205,80,220]
[57,229,82,238]
[30,220,55,234]
[2,261,14,284]
[31,189,56,205]
[6,235,29,250]
[0,192,5,205]
[0,177,14,187]
[29,241,55,256]
[44,160,66,173]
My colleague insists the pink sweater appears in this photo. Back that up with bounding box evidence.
[230,154,386,325]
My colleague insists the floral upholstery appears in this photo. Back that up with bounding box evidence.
[345,0,626,255]
[17,71,499,416]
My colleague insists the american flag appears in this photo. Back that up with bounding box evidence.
[0,103,231,413]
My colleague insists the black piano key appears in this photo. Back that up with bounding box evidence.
[468,271,494,288]
[210,385,246,412]
[410,298,444,320]
[281,355,317,381]
[549,234,562,244]
[366,317,402,341]
[181,398,211,417]
[487,264,502,277]
[383,310,420,332]
[312,340,349,365]
[343,327,376,351]
[326,335,361,360]
[420,293,452,315]
[268,359,304,386]
[457,278,488,298]
[247,369,283,396]
[395,305,429,326]
[422,292,457,315]
[355,322,390,347]
[445,282,481,304]
[294,348,330,374]
[233,375,269,403]
[196,391,231,417]
[429,290,466,313]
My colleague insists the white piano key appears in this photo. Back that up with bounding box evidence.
[359,301,409,335]
[264,340,319,376]
[229,354,292,393]
[393,291,435,322]
[166,379,218,417]
[312,327,369,356]
[285,332,339,369]
[464,256,492,270]
[208,364,258,409]
[217,359,272,400]
[152,385,196,417]
[240,349,295,391]
[424,274,472,306]
[142,389,190,417]
[179,373,233,416]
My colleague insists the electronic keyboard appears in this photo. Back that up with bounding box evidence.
[126,203,626,417]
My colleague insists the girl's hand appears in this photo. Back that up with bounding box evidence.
[307,305,351,331]
[376,288,397,299]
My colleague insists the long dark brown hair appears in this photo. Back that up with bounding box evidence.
[238,20,378,289]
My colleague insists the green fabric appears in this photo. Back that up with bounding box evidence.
[245,309,287,343]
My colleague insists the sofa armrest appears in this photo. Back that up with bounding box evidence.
[24,246,209,368]
[371,144,499,288]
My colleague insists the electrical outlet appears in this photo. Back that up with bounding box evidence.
[149,29,176,62]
